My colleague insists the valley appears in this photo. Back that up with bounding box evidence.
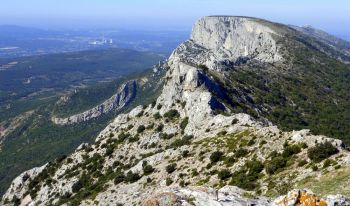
[0,48,165,196]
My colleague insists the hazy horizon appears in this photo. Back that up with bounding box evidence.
[0,0,349,36]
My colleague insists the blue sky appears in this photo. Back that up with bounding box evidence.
[0,0,349,35]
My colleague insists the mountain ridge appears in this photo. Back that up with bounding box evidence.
[2,16,350,206]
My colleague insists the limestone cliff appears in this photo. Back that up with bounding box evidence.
[51,80,137,125]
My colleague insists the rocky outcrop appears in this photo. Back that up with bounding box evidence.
[143,186,270,206]
[273,189,350,206]
[52,80,137,125]
[171,16,283,72]
[1,165,46,204]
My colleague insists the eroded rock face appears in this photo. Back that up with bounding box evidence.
[171,16,283,72]
[143,186,271,206]
[52,80,137,125]
[2,165,46,204]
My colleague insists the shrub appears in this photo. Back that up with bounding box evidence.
[137,125,146,133]
[224,155,236,167]
[166,177,173,186]
[155,124,164,132]
[125,171,141,183]
[163,109,180,120]
[217,169,232,180]
[323,159,332,168]
[179,180,187,187]
[182,150,190,157]
[297,159,308,167]
[307,142,339,163]
[129,135,140,143]
[151,101,156,108]
[246,160,264,174]
[136,111,144,117]
[153,112,161,119]
[247,139,255,146]
[235,148,248,158]
[166,163,177,174]
[282,144,301,158]
[114,173,125,185]
[210,151,224,163]
[170,135,193,148]
[156,104,162,110]
[231,118,239,125]
[118,132,130,142]
[142,161,155,175]
[72,180,83,193]
[265,156,287,175]
[180,117,189,130]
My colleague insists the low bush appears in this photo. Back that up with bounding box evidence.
[170,135,193,148]
[235,148,248,158]
[210,151,224,163]
[180,117,189,130]
[155,124,164,132]
[307,142,339,163]
[163,109,180,120]
[217,169,232,180]
[153,112,161,119]
[125,171,141,183]
[297,159,308,167]
[265,156,287,175]
[230,160,264,190]
[166,177,173,186]
[137,125,146,133]
[114,172,125,185]
[166,163,177,174]
[142,161,155,175]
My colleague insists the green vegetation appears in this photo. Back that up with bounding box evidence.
[217,169,232,180]
[170,135,193,148]
[220,37,350,145]
[307,142,339,163]
[163,109,180,120]
[265,143,303,175]
[166,163,177,174]
[137,125,146,133]
[142,161,155,175]
[166,177,173,186]
[230,160,264,190]
[0,51,166,196]
[125,171,141,183]
[180,117,189,130]
[297,167,350,197]
[0,48,162,107]
[210,151,224,163]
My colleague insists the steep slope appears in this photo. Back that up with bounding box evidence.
[52,80,137,125]
[2,16,350,206]
[0,62,165,196]
[291,25,350,63]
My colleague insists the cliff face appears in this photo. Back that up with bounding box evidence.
[51,80,137,125]
[2,16,350,206]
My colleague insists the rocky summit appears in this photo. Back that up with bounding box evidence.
[2,16,350,206]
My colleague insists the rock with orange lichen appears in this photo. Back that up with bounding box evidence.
[272,189,349,206]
